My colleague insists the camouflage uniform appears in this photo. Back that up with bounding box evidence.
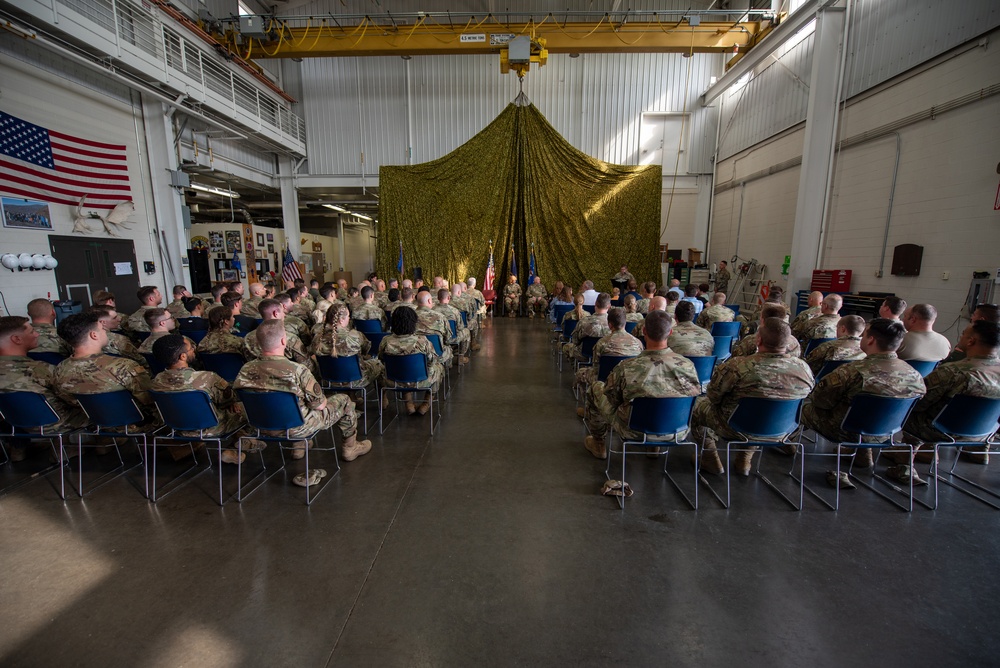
[451,293,480,336]
[903,355,1000,443]
[310,327,384,388]
[715,267,731,295]
[241,296,263,319]
[667,322,715,357]
[801,353,925,443]
[525,283,548,317]
[466,288,486,316]
[373,291,389,310]
[433,302,470,355]
[150,368,248,437]
[564,313,611,361]
[301,295,316,313]
[290,303,314,325]
[386,301,416,318]
[625,312,644,324]
[127,306,155,333]
[347,296,364,314]
[336,287,349,301]
[805,336,866,376]
[584,349,702,441]
[166,299,190,318]
[696,304,735,329]
[574,330,643,390]
[377,334,444,389]
[798,312,840,343]
[32,322,71,356]
[415,307,455,365]
[691,352,814,449]
[352,302,387,329]
[105,331,146,366]
[53,353,159,424]
[198,331,247,358]
[234,355,356,440]
[311,299,337,325]
[731,334,801,358]
[284,314,311,343]
[244,327,313,371]
[138,331,197,355]
[635,298,651,315]
[503,283,522,315]
[0,355,88,430]
[613,271,635,284]
[790,305,822,340]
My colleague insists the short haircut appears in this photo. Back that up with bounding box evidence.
[682,284,696,297]
[416,291,432,306]
[320,285,336,300]
[183,297,202,313]
[822,294,843,311]
[665,290,680,304]
[137,285,158,302]
[172,285,187,298]
[595,293,611,310]
[255,320,286,350]
[711,292,726,304]
[0,315,29,340]
[361,286,374,299]
[583,280,594,290]
[401,287,414,301]
[765,287,785,303]
[698,283,710,293]
[417,285,431,294]
[387,288,400,302]
[88,305,116,318]
[655,288,669,298]
[643,281,656,294]
[839,315,865,336]
[58,312,103,347]
[286,288,301,301]
[607,307,626,329]
[975,304,1000,323]
[911,304,937,322]
[144,307,169,327]
[94,290,115,305]
[275,293,292,306]
[208,305,232,330]
[152,334,188,367]
[390,304,418,336]
[674,300,695,323]
[26,298,53,320]
[258,299,282,318]
[866,318,906,351]
[761,303,787,320]
[644,310,672,342]
[438,288,450,302]
[882,296,907,316]
[971,321,1000,349]
[758,318,791,351]
[221,292,242,308]
[211,284,227,300]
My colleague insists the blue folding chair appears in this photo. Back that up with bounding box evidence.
[712,336,734,362]
[366,331,391,353]
[200,353,245,383]
[142,353,167,377]
[804,337,835,356]
[815,359,851,382]
[711,321,741,339]
[575,336,602,371]
[597,355,635,383]
[235,389,340,506]
[606,396,699,509]
[551,304,574,332]
[316,355,377,435]
[0,391,75,496]
[353,319,383,334]
[424,333,455,388]
[705,397,806,510]
[624,321,638,334]
[928,395,1000,510]
[71,390,154,500]
[582,304,596,314]
[684,355,717,393]
[232,315,259,338]
[460,311,469,328]
[905,359,939,377]
[448,320,458,339]
[725,304,741,316]
[148,389,246,504]
[27,351,67,365]
[558,319,580,371]
[380,353,441,435]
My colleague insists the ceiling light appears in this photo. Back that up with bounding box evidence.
[353,213,373,221]
[190,183,240,199]
[323,204,350,213]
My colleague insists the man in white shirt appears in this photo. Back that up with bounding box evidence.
[897,303,952,361]
[580,280,599,306]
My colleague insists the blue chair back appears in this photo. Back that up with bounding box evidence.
[729,397,804,439]
[143,353,167,377]
[713,336,733,360]
[236,390,304,431]
[685,356,717,384]
[562,319,579,339]
[27,351,67,365]
[183,329,209,344]
[316,355,364,385]
[448,320,458,338]
[726,304,741,315]
[579,336,601,362]
[354,319,382,334]
[711,321,741,338]
[624,321,638,334]
[199,353,245,383]
[0,391,60,429]
[905,359,939,377]
[628,396,697,437]
[367,332,390,352]
[425,333,445,357]
[383,353,429,384]
[841,394,919,438]
[75,390,144,428]
[597,355,635,382]
[460,311,469,328]
[804,337,835,355]
[815,359,851,382]
[149,390,219,432]
[552,304,573,326]
[583,304,596,314]
[932,395,1000,439]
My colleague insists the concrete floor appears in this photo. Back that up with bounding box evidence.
[1,317,999,667]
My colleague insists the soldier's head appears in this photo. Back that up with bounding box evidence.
[390,304,418,336]
[274,294,293,313]
[761,303,788,323]
[643,281,656,297]
[320,285,337,301]
[756,318,791,353]
[451,284,462,299]
[608,307,626,331]
[228,281,244,295]
[623,294,637,313]
[184,297,203,316]
[665,291,680,305]
[684,284,698,298]
[766,286,785,304]
[533,276,541,285]
[58,312,106,351]
[904,304,938,331]
[821,294,843,315]
[256,320,287,354]
[324,303,350,328]
[0,316,37,355]
[808,291,824,307]
[712,292,726,305]
[401,279,412,290]
[416,291,432,307]
[643,311,673,349]
[221,291,242,314]
[94,290,116,307]
[208,305,234,332]
[89,305,122,331]
[259,299,283,320]
[973,304,1000,324]
[249,282,265,297]
[466,277,476,289]
[172,285,190,299]
[387,288,400,303]
[719,260,728,269]
[401,288,415,303]
[698,283,710,296]
[960,321,1000,357]
[361,286,375,301]
[838,315,866,338]
[438,288,450,304]
[414,279,424,289]
[144,308,174,332]
[337,278,348,290]
[211,284,227,302]
[674,300,695,324]
[620,265,628,273]
[286,288,302,304]
[879,296,906,319]
[595,293,611,313]
[649,296,667,313]
[582,280,594,292]
[862,318,907,354]
[27,298,56,324]
[137,285,162,306]
[153,334,195,369]
[627,279,637,292]
[508,275,517,284]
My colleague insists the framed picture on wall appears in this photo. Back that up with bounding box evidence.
[220,268,238,282]
[225,230,241,252]
[267,243,274,253]
[1,197,52,230]
[256,233,265,246]
[266,233,274,241]
[312,242,322,252]
[209,231,224,252]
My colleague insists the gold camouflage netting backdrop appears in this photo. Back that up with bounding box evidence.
[377,101,661,293]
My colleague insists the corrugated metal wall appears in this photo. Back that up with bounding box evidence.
[717,0,1000,161]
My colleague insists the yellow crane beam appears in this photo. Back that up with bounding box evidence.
[228,19,770,60]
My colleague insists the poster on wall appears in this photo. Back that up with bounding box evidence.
[209,231,224,252]
[1,196,52,230]
[225,230,241,252]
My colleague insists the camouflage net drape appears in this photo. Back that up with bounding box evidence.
[377,100,661,293]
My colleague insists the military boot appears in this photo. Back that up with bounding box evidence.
[584,435,607,460]
[341,434,372,462]
[698,439,725,475]
[290,439,310,460]
[733,449,755,476]
[404,392,416,415]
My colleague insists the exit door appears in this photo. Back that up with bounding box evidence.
[49,235,143,313]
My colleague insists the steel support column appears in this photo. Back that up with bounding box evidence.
[278,156,302,267]
[141,97,188,290]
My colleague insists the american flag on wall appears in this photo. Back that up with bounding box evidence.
[0,110,131,210]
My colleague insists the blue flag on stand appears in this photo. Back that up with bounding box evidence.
[397,240,404,276]
[231,249,242,273]
[510,246,517,280]
[528,248,536,284]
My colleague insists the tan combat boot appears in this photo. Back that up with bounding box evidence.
[733,449,755,476]
[698,442,725,475]
[584,435,607,460]
[341,434,372,462]
[290,439,310,460]
[404,392,416,415]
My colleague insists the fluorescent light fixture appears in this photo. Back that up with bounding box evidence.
[353,213,373,221]
[190,183,240,199]
[323,204,349,213]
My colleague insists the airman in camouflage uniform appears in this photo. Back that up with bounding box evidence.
[198,330,247,358]
[241,283,266,319]
[311,286,340,324]
[166,285,193,318]
[582,311,701,458]
[797,294,841,344]
[378,307,444,415]
[450,285,481,349]
[574,308,643,396]
[941,304,999,364]
[563,294,612,362]
[696,294,736,329]
[245,324,311,368]
[127,286,163,333]
[790,291,824,339]
[433,289,471,358]
[503,275,522,317]
[715,261,731,295]
[731,302,800,358]
[635,282,656,315]
[415,295,456,366]
[525,277,548,318]
[465,278,486,317]
[692,318,815,475]
[804,315,866,375]
[668,301,715,357]
[32,322,71,356]
[310,304,384,388]
[352,286,388,329]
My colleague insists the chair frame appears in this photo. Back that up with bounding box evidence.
[315,354,378,436]
[557,319,580,371]
[0,392,76,497]
[574,336,602,372]
[379,353,442,436]
[423,333,453,394]
[927,394,1000,510]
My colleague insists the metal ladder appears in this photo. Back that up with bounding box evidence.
[729,256,767,320]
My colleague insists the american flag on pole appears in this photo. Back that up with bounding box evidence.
[484,248,495,293]
[0,111,131,209]
[281,245,302,283]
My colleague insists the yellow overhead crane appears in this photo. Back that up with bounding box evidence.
[218,11,777,75]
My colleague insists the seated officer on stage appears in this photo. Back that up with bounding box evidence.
[582,310,701,459]
[525,277,548,318]
[503,275,522,317]
[804,314,867,375]
[573,306,643,402]
[667,301,715,358]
